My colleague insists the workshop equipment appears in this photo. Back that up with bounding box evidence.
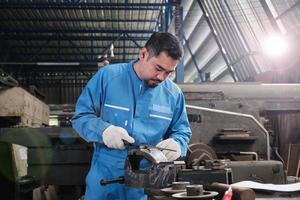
[2,83,300,199]
[101,146,232,199]
[171,184,218,200]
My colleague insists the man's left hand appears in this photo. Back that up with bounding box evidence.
[156,138,181,161]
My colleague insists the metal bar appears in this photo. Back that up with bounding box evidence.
[14,53,138,56]
[1,35,150,41]
[275,0,300,20]
[215,0,252,79]
[124,33,143,48]
[12,46,140,49]
[0,2,170,10]
[174,4,184,83]
[259,0,281,32]
[155,10,163,32]
[0,60,131,66]
[91,34,94,61]
[67,40,90,62]
[0,29,155,34]
[0,18,157,23]
[234,0,264,74]
[27,34,57,62]
[247,0,268,33]
[99,33,124,56]
[164,2,170,32]
[197,0,237,81]
[224,0,260,74]
[182,33,203,82]
[209,0,245,79]
[123,39,126,62]
[2,66,97,72]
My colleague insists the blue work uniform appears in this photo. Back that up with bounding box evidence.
[71,60,191,200]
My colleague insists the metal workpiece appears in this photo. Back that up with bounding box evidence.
[123,139,176,154]
[124,148,177,188]
[127,146,168,164]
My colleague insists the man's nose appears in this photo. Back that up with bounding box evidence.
[157,72,167,81]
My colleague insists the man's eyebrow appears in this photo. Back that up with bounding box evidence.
[156,64,175,73]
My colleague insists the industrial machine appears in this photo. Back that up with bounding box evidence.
[1,83,300,199]
[180,83,300,166]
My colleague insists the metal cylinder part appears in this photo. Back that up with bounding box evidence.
[186,185,204,196]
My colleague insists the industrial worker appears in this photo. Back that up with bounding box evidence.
[71,32,192,200]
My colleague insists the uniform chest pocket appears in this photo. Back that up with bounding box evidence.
[145,111,173,141]
[102,103,130,128]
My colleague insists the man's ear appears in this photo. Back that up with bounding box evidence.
[139,47,147,60]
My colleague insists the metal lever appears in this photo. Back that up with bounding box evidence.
[100,176,125,186]
[122,139,176,152]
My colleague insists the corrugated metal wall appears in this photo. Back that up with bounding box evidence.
[169,0,300,83]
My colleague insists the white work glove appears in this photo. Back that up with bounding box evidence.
[102,125,135,149]
[156,138,181,161]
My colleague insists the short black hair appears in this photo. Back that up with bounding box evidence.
[145,32,182,60]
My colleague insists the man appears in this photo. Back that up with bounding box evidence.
[72,32,192,200]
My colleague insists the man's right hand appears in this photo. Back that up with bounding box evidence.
[102,125,135,149]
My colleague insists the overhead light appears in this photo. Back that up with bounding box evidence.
[261,35,288,57]
[110,43,114,57]
[37,62,80,66]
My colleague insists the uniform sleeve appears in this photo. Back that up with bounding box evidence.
[71,69,110,143]
[167,92,192,156]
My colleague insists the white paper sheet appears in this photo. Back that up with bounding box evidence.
[231,181,300,192]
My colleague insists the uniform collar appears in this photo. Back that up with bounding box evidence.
[129,59,142,83]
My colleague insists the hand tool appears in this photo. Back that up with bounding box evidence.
[122,139,176,152]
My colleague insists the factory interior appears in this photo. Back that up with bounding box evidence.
[0,0,300,199]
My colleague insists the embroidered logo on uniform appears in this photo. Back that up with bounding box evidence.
[152,104,171,114]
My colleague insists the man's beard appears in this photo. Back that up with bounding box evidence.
[147,79,161,87]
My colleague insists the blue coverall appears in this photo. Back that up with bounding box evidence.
[71,60,191,200]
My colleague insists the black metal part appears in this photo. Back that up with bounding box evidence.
[185,143,218,168]
[100,176,124,186]
[123,139,177,152]
[177,168,233,186]
[124,148,176,188]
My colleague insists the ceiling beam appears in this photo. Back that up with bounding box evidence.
[11,46,139,49]
[0,18,157,23]
[0,2,171,10]
[0,35,149,41]
[0,59,131,66]
[0,29,155,34]
[14,52,138,56]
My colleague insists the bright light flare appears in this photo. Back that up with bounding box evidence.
[261,35,288,57]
